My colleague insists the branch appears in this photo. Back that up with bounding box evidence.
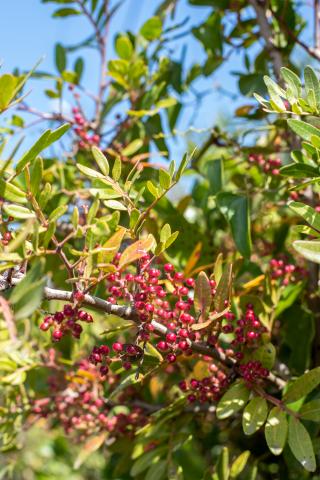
[0,272,286,389]
[249,0,283,79]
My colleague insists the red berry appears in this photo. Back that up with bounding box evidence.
[73,291,85,302]
[52,330,63,342]
[164,263,174,273]
[112,342,123,352]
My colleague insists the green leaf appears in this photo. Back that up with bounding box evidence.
[264,407,288,456]
[252,343,276,369]
[0,179,27,204]
[30,157,43,196]
[104,199,126,211]
[289,201,320,231]
[207,158,223,194]
[16,130,51,173]
[3,204,35,219]
[283,367,320,404]
[280,163,319,178]
[214,263,232,312]
[230,451,250,478]
[145,460,167,480]
[122,139,143,157]
[288,416,316,472]
[10,260,46,319]
[293,240,320,263]
[77,163,105,179]
[53,7,81,17]
[281,67,302,98]
[115,35,133,60]
[288,119,320,142]
[216,380,250,419]
[194,271,212,316]
[112,156,122,181]
[47,123,70,144]
[242,397,268,435]
[304,66,320,109]
[130,448,166,476]
[55,43,66,73]
[92,147,109,176]
[160,223,171,243]
[159,168,171,190]
[48,204,68,222]
[215,447,229,480]
[217,193,251,258]
[175,153,189,181]
[140,16,162,41]
[300,399,320,422]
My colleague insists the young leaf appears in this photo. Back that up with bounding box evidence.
[112,156,122,181]
[265,407,288,456]
[122,139,143,156]
[0,179,27,204]
[159,168,171,190]
[215,447,229,480]
[175,153,189,180]
[194,271,212,317]
[300,399,320,422]
[92,146,109,176]
[288,416,316,472]
[230,451,250,478]
[304,66,320,109]
[283,367,320,404]
[140,16,162,41]
[119,235,155,269]
[242,397,268,435]
[281,67,302,98]
[216,380,250,419]
[48,204,68,222]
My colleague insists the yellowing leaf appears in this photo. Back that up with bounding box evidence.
[184,242,202,276]
[194,271,212,319]
[119,235,155,269]
[74,433,107,469]
[214,264,233,312]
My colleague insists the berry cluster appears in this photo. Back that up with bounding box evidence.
[40,300,93,342]
[88,342,144,374]
[239,360,269,384]
[33,360,147,440]
[72,107,101,150]
[269,256,307,285]
[179,362,229,404]
[248,153,281,176]
[0,209,14,246]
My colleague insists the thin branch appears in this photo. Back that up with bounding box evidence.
[249,0,283,79]
[0,295,17,342]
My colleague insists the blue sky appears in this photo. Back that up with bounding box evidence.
[0,0,316,160]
